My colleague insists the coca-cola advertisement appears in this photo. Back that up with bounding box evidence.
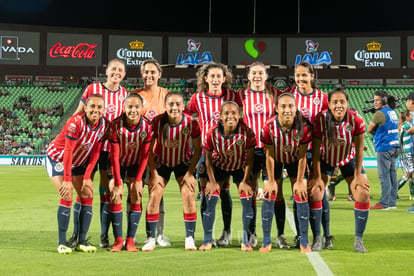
[46,33,102,66]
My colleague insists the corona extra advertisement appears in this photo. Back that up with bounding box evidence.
[168,37,221,65]
[0,30,39,65]
[227,38,281,66]
[108,35,162,66]
[46,33,102,66]
[346,37,400,68]
[286,37,339,67]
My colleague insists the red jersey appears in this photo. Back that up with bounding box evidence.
[313,109,366,167]
[290,86,328,123]
[47,113,109,177]
[186,89,242,143]
[152,113,201,167]
[204,121,256,171]
[81,82,129,151]
[238,86,280,148]
[108,114,153,167]
[261,115,311,164]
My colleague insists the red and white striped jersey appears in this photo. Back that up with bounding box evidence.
[47,113,109,167]
[260,115,311,164]
[108,114,153,167]
[152,113,201,167]
[204,121,256,171]
[313,109,366,167]
[81,82,129,122]
[186,89,242,143]
[290,86,328,123]
[238,86,281,148]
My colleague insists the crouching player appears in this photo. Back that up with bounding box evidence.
[142,92,202,251]
[200,101,256,251]
[46,94,109,254]
[107,93,153,252]
[260,92,312,253]
[309,87,370,253]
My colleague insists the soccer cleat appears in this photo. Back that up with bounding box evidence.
[110,238,124,252]
[354,239,368,253]
[241,243,253,252]
[199,242,212,251]
[323,236,334,249]
[408,206,414,213]
[249,233,258,248]
[300,243,312,254]
[185,236,197,251]
[142,238,156,252]
[370,203,389,210]
[76,240,97,253]
[125,238,139,252]
[100,234,109,248]
[217,230,231,246]
[293,235,301,249]
[157,234,171,247]
[311,236,323,252]
[67,234,78,249]
[276,234,290,249]
[57,243,72,254]
[259,243,272,253]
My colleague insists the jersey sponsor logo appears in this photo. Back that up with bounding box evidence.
[300,108,311,121]
[68,123,77,133]
[226,150,235,156]
[107,104,116,114]
[55,162,64,172]
[334,139,346,146]
[212,111,220,121]
[127,142,137,149]
[81,143,92,151]
[283,144,293,152]
[254,103,265,113]
[168,139,179,148]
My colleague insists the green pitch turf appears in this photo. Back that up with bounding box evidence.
[1,166,414,275]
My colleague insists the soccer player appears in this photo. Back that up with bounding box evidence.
[186,62,242,247]
[142,91,202,251]
[261,92,312,253]
[290,62,331,251]
[131,59,171,247]
[72,58,128,248]
[46,94,109,254]
[308,87,370,253]
[107,93,153,252]
[238,61,280,248]
[199,101,256,251]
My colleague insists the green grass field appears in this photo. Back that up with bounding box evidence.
[1,166,414,275]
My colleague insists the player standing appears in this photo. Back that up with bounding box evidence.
[308,87,370,253]
[46,94,109,254]
[107,93,153,252]
[142,92,202,251]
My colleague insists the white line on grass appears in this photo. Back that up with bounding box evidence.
[286,206,334,276]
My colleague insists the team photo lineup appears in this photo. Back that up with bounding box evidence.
[45,57,408,256]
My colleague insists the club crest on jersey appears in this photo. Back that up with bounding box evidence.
[313,97,320,105]
[182,127,189,135]
[346,125,353,132]
[98,132,105,138]
[107,104,116,114]
[140,131,147,139]
[300,108,311,121]
[226,150,235,156]
[119,95,125,102]
[55,162,64,172]
[283,144,293,152]
[236,138,244,146]
[254,103,264,113]
[146,109,157,120]
[127,142,137,149]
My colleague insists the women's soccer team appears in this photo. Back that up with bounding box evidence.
[46,58,370,254]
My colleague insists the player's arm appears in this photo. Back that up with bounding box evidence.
[239,147,254,197]
[181,136,202,192]
[293,142,309,201]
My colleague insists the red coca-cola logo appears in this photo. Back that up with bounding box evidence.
[49,42,97,59]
